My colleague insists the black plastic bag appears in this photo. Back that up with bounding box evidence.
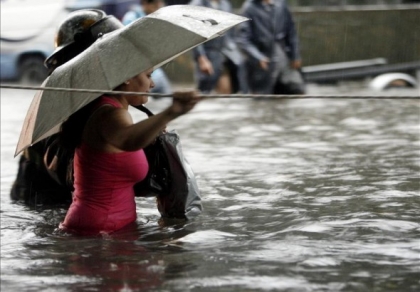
[133,106,203,220]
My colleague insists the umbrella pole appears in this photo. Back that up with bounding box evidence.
[0,84,419,100]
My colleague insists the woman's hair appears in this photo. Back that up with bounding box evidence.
[58,100,96,183]
[59,101,96,150]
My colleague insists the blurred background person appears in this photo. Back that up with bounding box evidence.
[189,0,247,94]
[122,0,172,95]
[10,9,124,206]
[164,0,190,5]
[236,0,305,95]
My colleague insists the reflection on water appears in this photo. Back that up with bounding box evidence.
[1,84,419,291]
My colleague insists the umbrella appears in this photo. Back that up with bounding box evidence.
[15,5,248,156]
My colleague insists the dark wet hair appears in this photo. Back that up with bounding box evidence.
[59,101,96,151]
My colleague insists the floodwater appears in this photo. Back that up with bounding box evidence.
[1,84,419,291]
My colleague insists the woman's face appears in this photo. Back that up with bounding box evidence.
[126,69,155,106]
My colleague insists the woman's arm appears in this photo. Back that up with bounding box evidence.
[98,91,199,152]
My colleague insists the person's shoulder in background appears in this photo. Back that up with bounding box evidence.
[122,5,146,25]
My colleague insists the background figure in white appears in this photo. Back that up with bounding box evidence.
[122,0,172,95]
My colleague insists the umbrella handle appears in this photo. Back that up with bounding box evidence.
[182,14,218,26]
[135,105,154,117]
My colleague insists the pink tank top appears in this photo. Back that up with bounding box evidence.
[60,96,149,235]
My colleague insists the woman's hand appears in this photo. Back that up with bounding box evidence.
[169,90,200,118]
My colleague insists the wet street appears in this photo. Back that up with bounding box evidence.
[1,84,419,291]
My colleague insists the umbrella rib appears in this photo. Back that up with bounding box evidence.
[94,46,114,91]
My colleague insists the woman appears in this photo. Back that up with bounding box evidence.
[58,68,199,236]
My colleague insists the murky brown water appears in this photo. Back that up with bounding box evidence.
[1,84,419,291]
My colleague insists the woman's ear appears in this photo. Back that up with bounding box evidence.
[114,82,127,91]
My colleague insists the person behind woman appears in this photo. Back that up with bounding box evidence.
[10,9,124,206]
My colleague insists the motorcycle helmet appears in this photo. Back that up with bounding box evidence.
[45,9,123,73]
